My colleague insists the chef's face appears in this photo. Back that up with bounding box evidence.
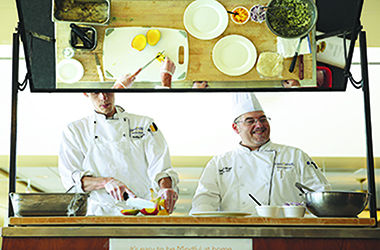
[232,111,270,150]
[84,92,116,118]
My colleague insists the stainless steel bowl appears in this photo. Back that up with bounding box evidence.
[304,191,369,217]
[265,0,317,38]
[10,193,89,217]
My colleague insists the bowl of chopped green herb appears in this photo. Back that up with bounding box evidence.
[265,0,317,38]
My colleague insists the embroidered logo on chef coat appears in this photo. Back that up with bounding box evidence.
[275,162,295,170]
[218,166,232,175]
[130,127,145,139]
[306,161,319,170]
[148,122,158,132]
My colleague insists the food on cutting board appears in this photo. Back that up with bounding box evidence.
[156,51,166,63]
[131,34,147,51]
[140,207,159,215]
[147,29,161,46]
[256,52,284,77]
[120,209,140,215]
[231,7,249,24]
[54,0,109,23]
[266,0,314,37]
[120,197,168,216]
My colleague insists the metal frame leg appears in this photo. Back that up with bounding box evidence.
[8,29,20,217]
[359,31,377,224]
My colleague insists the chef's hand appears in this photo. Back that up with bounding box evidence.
[192,81,209,89]
[104,178,136,201]
[281,79,300,88]
[160,57,176,88]
[157,188,178,214]
[112,73,136,89]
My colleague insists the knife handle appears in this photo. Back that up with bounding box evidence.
[131,68,142,78]
[123,192,129,201]
[299,55,304,80]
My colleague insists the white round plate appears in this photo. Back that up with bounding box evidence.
[57,58,84,84]
[191,211,253,217]
[212,35,257,76]
[183,0,228,40]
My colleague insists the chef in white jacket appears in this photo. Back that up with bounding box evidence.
[190,93,330,214]
[59,92,179,216]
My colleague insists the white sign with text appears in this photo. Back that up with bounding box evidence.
[110,238,252,250]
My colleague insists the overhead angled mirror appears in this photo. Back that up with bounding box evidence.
[15,0,364,92]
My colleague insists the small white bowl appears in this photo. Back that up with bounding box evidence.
[230,6,250,25]
[282,206,306,218]
[57,58,84,84]
[256,205,281,217]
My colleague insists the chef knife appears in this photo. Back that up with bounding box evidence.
[94,54,104,82]
[289,35,307,73]
[130,50,165,78]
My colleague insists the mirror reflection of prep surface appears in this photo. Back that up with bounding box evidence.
[16,0,364,91]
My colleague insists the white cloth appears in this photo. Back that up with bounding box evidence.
[277,36,311,58]
[190,141,330,215]
[59,106,179,216]
[232,93,263,121]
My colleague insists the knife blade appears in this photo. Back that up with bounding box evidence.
[126,197,156,209]
[289,35,307,73]
[94,54,104,82]
[131,50,165,78]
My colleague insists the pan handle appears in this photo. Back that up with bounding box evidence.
[295,182,315,194]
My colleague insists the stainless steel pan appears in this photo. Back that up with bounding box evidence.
[10,192,89,217]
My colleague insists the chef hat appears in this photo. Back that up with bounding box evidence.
[232,93,263,121]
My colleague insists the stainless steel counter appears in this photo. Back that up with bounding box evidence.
[2,225,380,239]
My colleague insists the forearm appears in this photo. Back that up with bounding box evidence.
[81,176,113,192]
[160,73,172,88]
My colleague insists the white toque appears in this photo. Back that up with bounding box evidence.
[232,93,263,121]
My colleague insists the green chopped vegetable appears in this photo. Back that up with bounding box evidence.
[267,0,314,38]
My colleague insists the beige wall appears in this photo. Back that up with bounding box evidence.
[0,0,379,46]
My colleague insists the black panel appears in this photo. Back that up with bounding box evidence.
[16,0,55,91]
[316,0,364,91]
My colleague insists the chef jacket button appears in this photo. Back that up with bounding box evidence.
[95,136,98,139]
[94,121,96,124]
[123,134,126,137]
[123,118,126,121]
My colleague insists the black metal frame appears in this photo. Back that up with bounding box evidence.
[8,2,377,225]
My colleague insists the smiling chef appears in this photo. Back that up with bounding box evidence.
[58,91,179,216]
[190,93,331,214]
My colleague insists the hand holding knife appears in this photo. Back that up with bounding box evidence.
[130,50,165,78]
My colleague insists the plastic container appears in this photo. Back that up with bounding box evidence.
[256,51,283,78]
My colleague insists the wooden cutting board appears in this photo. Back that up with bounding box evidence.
[103,27,189,82]
[8,216,376,227]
